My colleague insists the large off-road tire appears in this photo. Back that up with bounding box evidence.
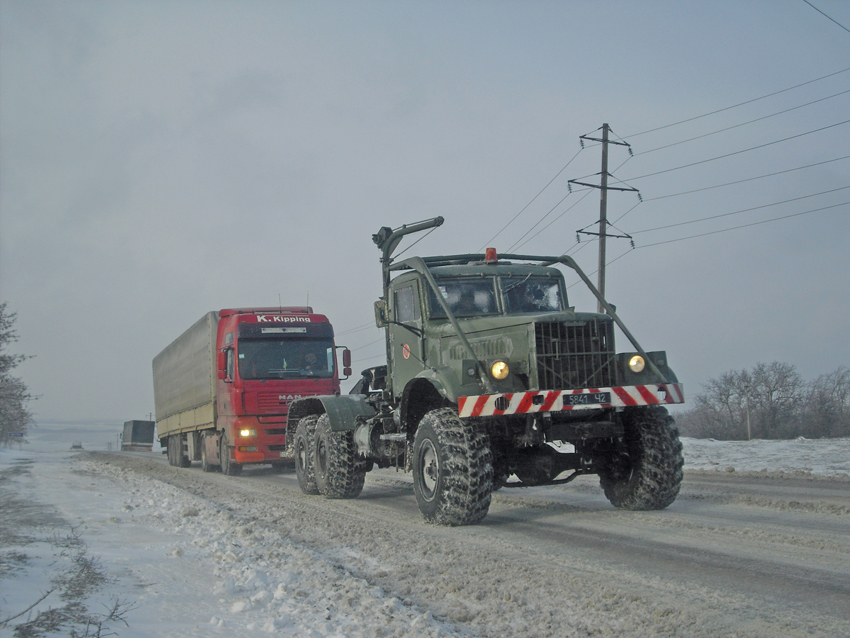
[599,406,683,510]
[294,415,321,495]
[220,434,242,476]
[412,407,493,526]
[313,414,366,499]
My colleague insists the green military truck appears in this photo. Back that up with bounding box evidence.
[288,217,685,525]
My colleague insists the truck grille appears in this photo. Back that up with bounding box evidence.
[535,320,617,390]
[258,393,290,412]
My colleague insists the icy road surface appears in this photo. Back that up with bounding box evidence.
[2,430,849,637]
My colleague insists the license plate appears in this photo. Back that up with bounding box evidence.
[565,392,611,406]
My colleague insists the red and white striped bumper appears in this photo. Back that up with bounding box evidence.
[457,383,685,418]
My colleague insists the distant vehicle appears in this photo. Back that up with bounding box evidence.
[70,441,83,450]
[288,218,685,525]
[121,420,155,451]
[152,308,349,475]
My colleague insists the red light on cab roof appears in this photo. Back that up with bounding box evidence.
[484,247,498,263]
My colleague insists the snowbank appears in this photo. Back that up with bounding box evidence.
[682,436,850,478]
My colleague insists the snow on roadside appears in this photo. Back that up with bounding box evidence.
[0,448,466,638]
[682,436,850,479]
[86,456,460,638]
[3,427,849,637]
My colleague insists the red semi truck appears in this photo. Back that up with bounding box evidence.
[153,307,350,475]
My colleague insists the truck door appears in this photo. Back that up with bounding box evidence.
[389,283,424,388]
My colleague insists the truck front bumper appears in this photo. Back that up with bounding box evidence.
[458,383,684,418]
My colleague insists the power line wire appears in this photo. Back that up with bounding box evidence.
[511,189,595,251]
[630,186,850,235]
[636,89,850,156]
[506,191,574,251]
[478,147,584,251]
[335,321,376,336]
[355,353,388,365]
[351,337,384,352]
[611,200,644,225]
[625,66,850,138]
[642,155,850,201]
[803,0,850,34]
[623,118,850,181]
[636,201,849,248]
[566,201,849,289]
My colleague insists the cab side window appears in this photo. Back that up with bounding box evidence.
[394,285,420,323]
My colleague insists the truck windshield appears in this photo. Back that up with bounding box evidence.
[502,277,564,314]
[238,339,335,379]
[428,278,499,318]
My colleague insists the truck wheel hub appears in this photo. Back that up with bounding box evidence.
[419,440,439,500]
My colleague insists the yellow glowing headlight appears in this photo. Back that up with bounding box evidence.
[490,360,510,380]
[239,428,257,438]
[628,355,646,373]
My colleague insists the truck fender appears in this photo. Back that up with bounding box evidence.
[288,395,378,436]
[411,367,464,402]
[400,370,458,432]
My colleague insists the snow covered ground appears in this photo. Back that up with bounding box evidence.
[4,422,463,637]
[682,436,850,478]
[1,423,848,637]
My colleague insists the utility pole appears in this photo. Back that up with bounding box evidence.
[570,123,639,313]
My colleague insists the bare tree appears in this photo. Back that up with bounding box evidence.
[685,371,747,439]
[802,366,850,438]
[748,362,805,439]
[0,303,35,445]
[676,361,835,440]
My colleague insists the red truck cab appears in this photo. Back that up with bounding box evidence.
[215,307,347,469]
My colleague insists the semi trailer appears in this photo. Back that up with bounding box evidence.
[121,420,155,451]
[153,307,350,474]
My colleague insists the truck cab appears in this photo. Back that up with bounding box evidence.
[214,308,346,472]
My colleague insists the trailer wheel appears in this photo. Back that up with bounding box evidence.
[167,435,178,466]
[314,414,366,499]
[168,435,190,468]
[599,406,683,510]
[294,415,320,494]
[179,435,190,468]
[412,407,493,526]
[220,434,242,476]
[201,432,217,472]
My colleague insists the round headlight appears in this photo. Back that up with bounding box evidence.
[239,428,256,438]
[490,361,510,380]
[628,355,646,373]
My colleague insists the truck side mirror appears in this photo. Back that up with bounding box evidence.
[374,299,388,328]
[343,348,352,377]
[216,350,227,379]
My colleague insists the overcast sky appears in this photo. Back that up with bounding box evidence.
[1,0,849,424]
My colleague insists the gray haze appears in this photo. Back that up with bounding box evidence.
[1,1,848,423]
